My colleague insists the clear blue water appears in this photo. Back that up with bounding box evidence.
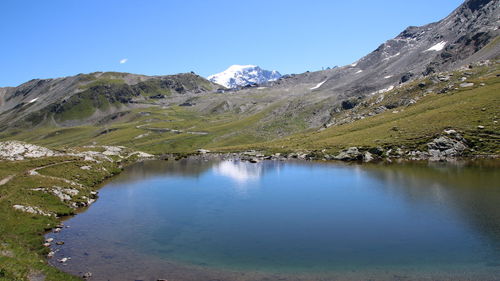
[49,159,500,280]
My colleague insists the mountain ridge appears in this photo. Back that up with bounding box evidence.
[0,0,498,156]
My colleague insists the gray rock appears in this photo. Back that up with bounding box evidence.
[197,149,210,154]
[334,147,363,161]
[249,158,259,163]
[58,257,70,263]
[460,82,474,87]
[368,147,384,156]
[426,135,468,161]
[363,152,374,162]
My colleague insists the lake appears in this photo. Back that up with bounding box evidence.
[48,159,500,281]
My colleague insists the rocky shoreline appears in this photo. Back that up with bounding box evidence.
[161,128,498,164]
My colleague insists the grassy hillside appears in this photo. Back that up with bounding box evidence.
[0,156,123,280]
[1,64,498,158]
[253,70,500,156]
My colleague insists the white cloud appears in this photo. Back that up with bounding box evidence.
[119,58,128,64]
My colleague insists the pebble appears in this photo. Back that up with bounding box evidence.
[58,257,70,263]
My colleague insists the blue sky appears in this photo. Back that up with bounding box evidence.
[0,0,463,86]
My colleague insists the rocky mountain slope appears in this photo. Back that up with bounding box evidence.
[208,65,281,88]
[0,72,220,129]
[267,0,499,98]
[195,0,499,130]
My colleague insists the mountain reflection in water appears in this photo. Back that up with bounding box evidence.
[49,159,500,281]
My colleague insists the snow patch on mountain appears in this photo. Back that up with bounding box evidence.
[426,41,447,52]
[382,52,400,61]
[208,65,281,88]
[310,80,327,90]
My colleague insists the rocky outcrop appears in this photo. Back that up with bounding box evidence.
[32,186,79,202]
[427,136,468,160]
[334,147,364,161]
[13,205,54,217]
[0,141,62,160]
[408,130,469,161]
[0,141,154,162]
[333,147,379,162]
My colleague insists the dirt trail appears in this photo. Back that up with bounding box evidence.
[27,161,84,188]
[0,175,14,186]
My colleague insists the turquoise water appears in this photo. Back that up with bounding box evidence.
[49,159,500,280]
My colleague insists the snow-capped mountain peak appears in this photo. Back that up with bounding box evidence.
[208,65,281,88]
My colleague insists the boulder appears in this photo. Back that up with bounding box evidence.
[368,147,384,156]
[58,257,70,263]
[400,72,414,83]
[443,129,457,135]
[363,152,374,162]
[426,136,468,161]
[334,147,363,161]
[197,149,210,154]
